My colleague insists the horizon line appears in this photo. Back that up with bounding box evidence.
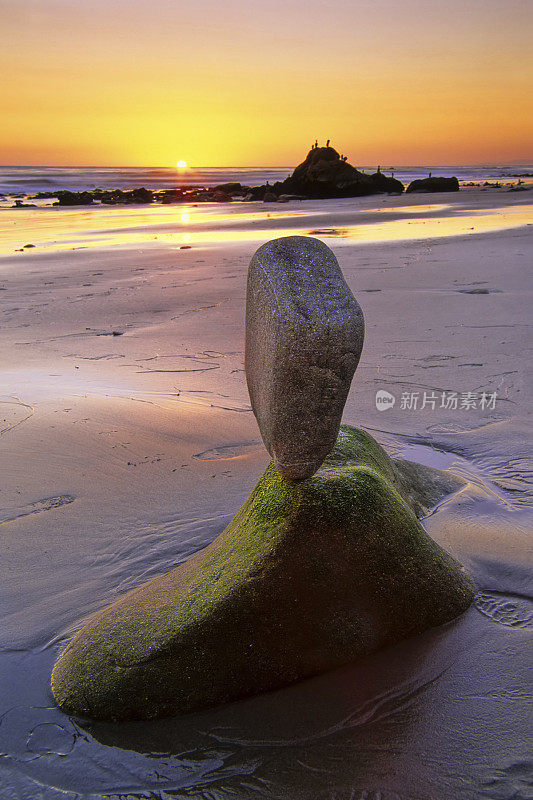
[1,160,532,171]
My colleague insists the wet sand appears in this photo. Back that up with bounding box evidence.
[0,189,532,799]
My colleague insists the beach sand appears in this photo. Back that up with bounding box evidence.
[0,189,531,799]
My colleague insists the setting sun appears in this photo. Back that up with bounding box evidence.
[176,160,187,169]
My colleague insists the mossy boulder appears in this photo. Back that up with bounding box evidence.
[51,425,474,721]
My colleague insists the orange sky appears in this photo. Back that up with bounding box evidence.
[2,0,532,166]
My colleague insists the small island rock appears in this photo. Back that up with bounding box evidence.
[406,176,460,193]
[280,147,404,198]
[368,171,405,194]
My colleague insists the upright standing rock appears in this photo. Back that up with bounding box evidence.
[245,236,364,479]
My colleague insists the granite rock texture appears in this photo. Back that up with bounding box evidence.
[51,424,474,722]
[245,236,364,479]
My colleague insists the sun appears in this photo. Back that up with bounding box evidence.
[176,160,187,169]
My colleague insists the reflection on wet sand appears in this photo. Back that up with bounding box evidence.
[1,200,531,254]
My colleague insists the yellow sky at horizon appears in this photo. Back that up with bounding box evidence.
[2,0,532,167]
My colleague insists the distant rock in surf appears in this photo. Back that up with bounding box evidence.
[283,147,369,197]
[368,170,405,194]
[406,176,459,193]
[54,190,94,206]
[252,146,405,199]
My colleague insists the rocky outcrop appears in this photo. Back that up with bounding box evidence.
[54,190,94,206]
[99,187,154,204]
[214,182,248,195]
[406,176,460,193]
[51,424,474,721]
[245,236,364,479]
[278,147,404,198]
[41,149,408,206]
[368,171,405,194]
[53,188,155,205]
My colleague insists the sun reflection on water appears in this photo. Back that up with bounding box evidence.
[0,202,531,256]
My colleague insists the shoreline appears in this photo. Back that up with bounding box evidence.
[1,189,531,256]
[5,177,531,209]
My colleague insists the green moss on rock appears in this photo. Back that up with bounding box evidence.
[51,425,474,721]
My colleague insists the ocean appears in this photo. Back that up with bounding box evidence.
[1,163,531,197]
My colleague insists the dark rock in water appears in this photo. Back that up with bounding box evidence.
[284,147,373,197]
[159,189,184,204]
[212,190,233,202]
[51,424,474,722]
[369,171,405,194]
[100,187,154,204]
[406,176,460,193]
[214,182,244,194]
[263,190,278,202]
[280,147,404,198]
[54,190,94,206]
[277,193,305,202]
[130,187,153,203]
[248,185,268,200]
[245,236,364,480]
[246,183,286,201]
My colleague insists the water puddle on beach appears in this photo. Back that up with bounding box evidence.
[1,201,531,255]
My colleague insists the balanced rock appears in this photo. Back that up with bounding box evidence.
[51,424,474,721]
[245,236,364,479]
